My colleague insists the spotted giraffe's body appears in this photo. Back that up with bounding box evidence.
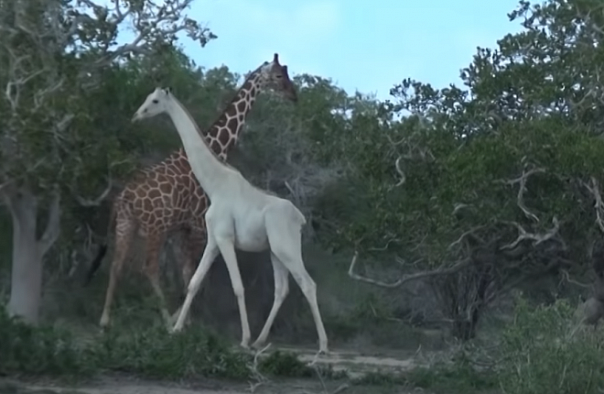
[86,56,298,328]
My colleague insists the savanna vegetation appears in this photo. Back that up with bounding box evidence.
[3,0,604,393]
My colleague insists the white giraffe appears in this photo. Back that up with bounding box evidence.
[131,85,329,353]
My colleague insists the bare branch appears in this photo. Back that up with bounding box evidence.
[393,156,406,187]
[367,237,400,252]
[72,177,113,207]
[452,203,474,216]
[501,216,560,250]
[385,134,406,146]
[448,226,485,251]
[500,165,546,223]
[583,176,604,233]
[560,269,591,288]
[348,251,471,288]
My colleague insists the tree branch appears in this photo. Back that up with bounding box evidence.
[393,156,406,187]
[583,176,604,233]
[348,251,471,288]
[560,269,591,288]
[72,176,113,207]
[500,165,546,223]
[501,216,560,250]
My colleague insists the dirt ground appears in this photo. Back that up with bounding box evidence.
[0,377,411,394]
[0,347,430,394]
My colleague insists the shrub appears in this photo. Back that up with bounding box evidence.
[0,307,92,377]
[89,325,251,379]
[0,304,344,383]
[0,304,251,380]
[497,297,604,394]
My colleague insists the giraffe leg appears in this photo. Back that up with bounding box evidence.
[99,218,135,328]
[173,234,220,333]
[214,237,252,349]
[252,253,289,349]
[143,232,172,328]
[182,226,207,290]
[168,233,188,324]
[265,213,329,354]
[170,227,206,326]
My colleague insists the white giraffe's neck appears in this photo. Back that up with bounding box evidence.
[165,96,236,201]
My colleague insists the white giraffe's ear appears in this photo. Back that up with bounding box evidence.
[164,87,172,95]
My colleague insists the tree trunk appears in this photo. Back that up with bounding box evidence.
[8,195,42,324]
[4,186,61,325]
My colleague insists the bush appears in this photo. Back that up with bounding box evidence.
[0,304,251,380]
[90,325,251,379]
[0,304,348,383]
[0,307,92,377]
[497,297,604,394]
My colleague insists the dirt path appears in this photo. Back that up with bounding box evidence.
[276,346,423,377]
[1,347,429,394]
[0,376,406,394]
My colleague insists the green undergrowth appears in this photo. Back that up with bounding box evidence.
[0,301,492,392]
[3,295,601,394]
[0,305,308,381]
[352,364,498,394]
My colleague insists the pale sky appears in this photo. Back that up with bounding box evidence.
[177,0,524,100]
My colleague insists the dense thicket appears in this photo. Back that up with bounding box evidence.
[2,0,604,342]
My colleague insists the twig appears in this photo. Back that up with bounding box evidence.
[248,343,272,393]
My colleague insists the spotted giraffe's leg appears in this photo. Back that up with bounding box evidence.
[100,215,135,328]
[170,225,207,325]
[143,231,172,328]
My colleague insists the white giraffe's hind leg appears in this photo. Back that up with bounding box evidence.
[265,210,329,354]
[252,253,290,349]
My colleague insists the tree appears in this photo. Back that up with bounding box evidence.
[312,0,604,339]
[0,0,215,324]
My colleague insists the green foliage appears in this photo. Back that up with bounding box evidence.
[0,303,251,380]
[309,0,604,282]
[404,362,497,394]
[352,363,497,394]
[92,326,250,379]
[0,302,354,382]
[497,297,604,394]
[0,307,92,377]
[257,350,314,378]
[0,0,216,193]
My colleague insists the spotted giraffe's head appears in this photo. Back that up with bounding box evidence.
[258,53,298,103]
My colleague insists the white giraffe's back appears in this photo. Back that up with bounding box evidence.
[205,175,306,252]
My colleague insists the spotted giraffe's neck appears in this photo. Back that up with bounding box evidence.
[203,66,266,161]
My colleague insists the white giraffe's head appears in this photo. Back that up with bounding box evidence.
[131,87,173,123]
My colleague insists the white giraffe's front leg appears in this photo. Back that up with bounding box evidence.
[172,238,219,333]
[214,236,251,349]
